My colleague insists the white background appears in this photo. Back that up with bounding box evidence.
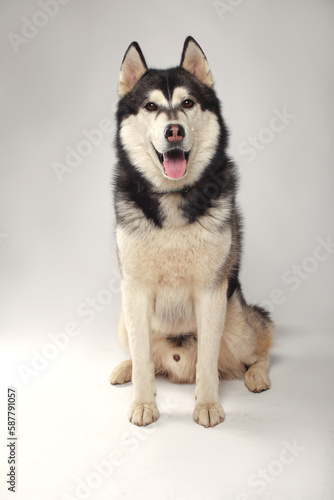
[1,1,333,499]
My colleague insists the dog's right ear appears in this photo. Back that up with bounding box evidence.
[118,42,148,97]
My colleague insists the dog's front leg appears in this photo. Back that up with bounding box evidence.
[122,281,159,426]
[193,282,227,427]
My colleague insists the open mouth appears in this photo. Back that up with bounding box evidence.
[155,147,190,179]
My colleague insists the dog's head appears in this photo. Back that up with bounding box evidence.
[116,37,226,192]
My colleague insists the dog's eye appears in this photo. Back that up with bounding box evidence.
[145,102,158,112]
[182,99,195,109]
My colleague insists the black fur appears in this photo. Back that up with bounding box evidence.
[113,138,165,228]
[113,41,271,328]
[166,333,197,347]
[113,65,235,229]
[180,159,237,224]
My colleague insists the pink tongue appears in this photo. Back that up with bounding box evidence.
[163,157,187,179]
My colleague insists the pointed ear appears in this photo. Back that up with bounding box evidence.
[118,42,148,97]
[180,36,214,87]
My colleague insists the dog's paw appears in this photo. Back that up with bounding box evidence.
[245,368,270,393]
[193,402,225,428]
[109,360,132,385]
[130,402,160,426]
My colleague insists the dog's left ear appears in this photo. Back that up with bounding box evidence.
[180,36,214,87]
[119,42,148,97]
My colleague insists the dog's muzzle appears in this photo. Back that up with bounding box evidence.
[154,124,189,179]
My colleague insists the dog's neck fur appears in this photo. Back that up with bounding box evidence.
[137,182,197,195]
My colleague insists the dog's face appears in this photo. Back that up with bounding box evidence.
[117,37,223,191]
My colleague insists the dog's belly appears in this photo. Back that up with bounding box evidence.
[117,224,232,334]
[152,287,196,335]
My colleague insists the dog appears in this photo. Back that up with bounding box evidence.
[109,36,273,428]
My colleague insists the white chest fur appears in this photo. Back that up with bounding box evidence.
[116,198,232,334]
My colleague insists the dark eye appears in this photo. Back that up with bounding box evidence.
[145,102,158,112]
[182,99,195,109]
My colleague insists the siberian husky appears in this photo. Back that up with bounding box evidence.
[110,37,273,427]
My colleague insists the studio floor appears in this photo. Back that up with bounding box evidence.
[1,319,333,500]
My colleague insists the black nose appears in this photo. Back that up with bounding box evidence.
[165,124,185,143]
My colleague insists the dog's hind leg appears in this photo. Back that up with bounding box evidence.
[110,311,133,384]
[110,359,132,385]
[220,288,273,392]
[244,354,270,393]
[242,302,273,393]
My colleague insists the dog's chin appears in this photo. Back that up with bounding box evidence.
[153,145,190,180]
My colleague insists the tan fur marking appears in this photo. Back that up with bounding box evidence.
[146,90,168,108]
[171,87,194,107]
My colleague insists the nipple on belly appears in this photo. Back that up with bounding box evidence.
[173,354,180,362]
